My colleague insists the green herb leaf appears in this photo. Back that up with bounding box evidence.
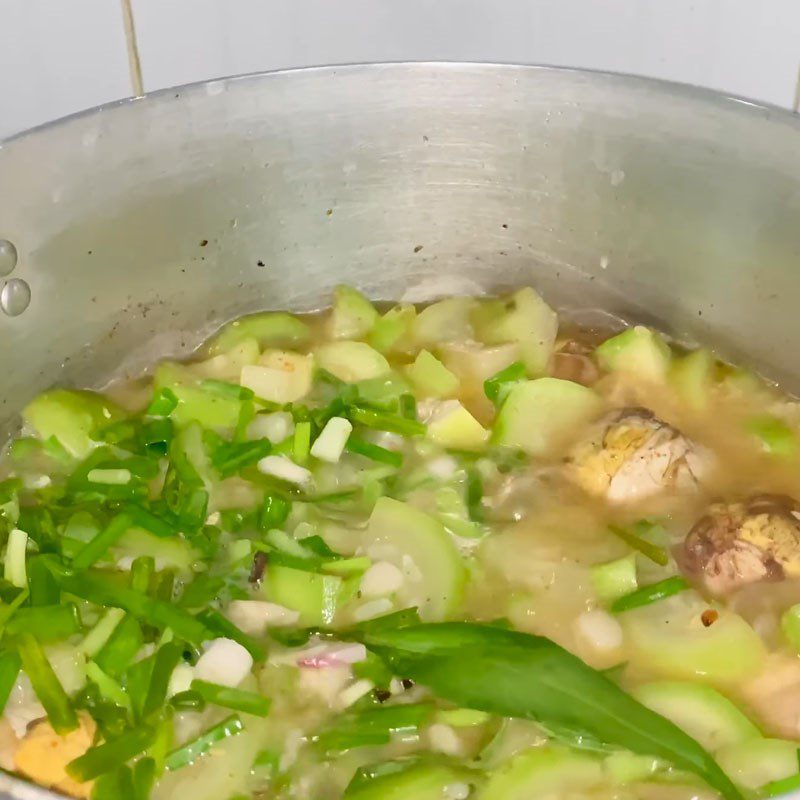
[316,704,432,753]
[147,388,179,417]
[211,439,272,479]
[356,623,742,800]
[611,576,690,613]
[5,604,80,641]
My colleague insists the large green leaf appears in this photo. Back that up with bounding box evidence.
[359,622,742,800]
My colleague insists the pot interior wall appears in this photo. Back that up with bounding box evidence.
[1,64,799,432]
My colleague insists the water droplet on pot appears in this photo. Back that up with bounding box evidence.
[0,240,18,276]
[1,278,31,316]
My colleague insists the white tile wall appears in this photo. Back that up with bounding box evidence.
[1,0,799,141]
[132,0,800,108]
[0,0,132,140]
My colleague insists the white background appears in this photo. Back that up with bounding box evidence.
[1,0,799,140]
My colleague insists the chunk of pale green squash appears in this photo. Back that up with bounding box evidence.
[472,287,558,375]
[361,497,466,621]
[412,297,476,347]
[622,593,766,685]
[406,350,460,398]
[492,377,603,457]
[481,746,604,800]
[595,326,671,383]
[207,311,310,354]
[327,285,379,340]
[632,681,761,752]
[23,389,124,458]
[369,303,417,355]
[315,341,390,383]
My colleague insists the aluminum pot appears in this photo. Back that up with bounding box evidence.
[1,63,800,799]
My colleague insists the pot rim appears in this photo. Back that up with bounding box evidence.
[3,60,799,147]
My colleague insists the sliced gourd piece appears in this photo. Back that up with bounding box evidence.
[441,341,520,386]
[328,285,379,340]
[631,681,761,752]
[155,363,241,429]
[604,751,662,785]
[472,287,558,376]
[412,297,476,347]
[595,326,671,383]
[240,350,314,404]
[207,312,310,355]
[670,348,715,410]
[192,337,260,381]
[622,592,766,684]
[406,351,460,398]
[492,378,603,457]
[315,341,390,383]
[590,555,638,602]
[115,529,198,574]
[345,763,473,800]
[362,497,466,621]
[427,400,489,451]
[263,564,342,626]
[23,389,124,458]
[369,303,417,355]
[715,738,799,790]
[481,746,603,800]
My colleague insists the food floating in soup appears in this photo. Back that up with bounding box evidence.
[2,285,800,800]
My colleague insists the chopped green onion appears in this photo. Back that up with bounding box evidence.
[49,567,210,645]
[609,523,669,566]
[4,528,28,588]
[211,438,272,478]
[149,713,174,774]
[67,724,156,782]
[591,554,638,603]
[165,714,243,771]
[5,604,80,641]
[130,556,155,594]
[466,466,485,522]
[94,615,143,677]
[322,556,372,577]
[316,703,432,752]
[123,504,176,538]
[0,588,30,634]
[234,397,255,443]
[27,556,60,606]
[0,651,21,714]
[258,493,291,531]
[138,418,173,455]
[142,643,182,719]
[86,661,131,710]
[126,654,155,721]
[147,388,179,417]
[190,680,271,717]
[350,406,426,436]
[133,756,156,799]
[169,690,206,711]
[17,633,78,734]
[345,437,403,467]
[81,608,126,657]
[761,772,800,797]
[484,361,527,406]
[195,608,265,662]
[72,513,132,570]
[611,576,690,613]
[177,575,225,610]
[399,394,417,420]
[87,468,132,485]
[293,421,311,465]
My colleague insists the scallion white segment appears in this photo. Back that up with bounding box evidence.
[310,416,353,463]
[4,528,28,589]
